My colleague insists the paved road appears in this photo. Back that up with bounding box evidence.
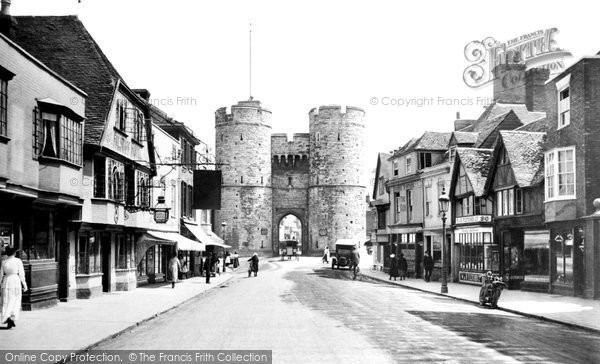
[95,258,600,363]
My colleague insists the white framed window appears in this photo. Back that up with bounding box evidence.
[405,156,413,174]
[107,158,125,202]
[135,170,151,207]
[393,161,399,176]
[545,147,576,201]
[556,74,571,129]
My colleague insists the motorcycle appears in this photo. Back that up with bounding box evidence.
[478,273,507,309]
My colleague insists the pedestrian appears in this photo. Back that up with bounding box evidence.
[204,252,214,284]
[232,251,239,268]
[1,246,28,329]
[322,246,330,264]
[398,253,408,280]
[247,253,259,277]
[224,251,231,272]
[351,245,360,280]
[389,254,399,281]
[179,253,189,280]
[423,251,434,282]
[168,253,180,289]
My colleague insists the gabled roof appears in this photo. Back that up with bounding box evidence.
[461,101,546,133]
[451,131,478,146]
[453,148,493,196]
[515,116,550,133]
[372,152,392,200]
[497,130,546,187]
[13,16,137,145]
[473,110,522,148]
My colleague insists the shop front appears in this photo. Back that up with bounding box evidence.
[454,224,497,285]
[389,229,423,278]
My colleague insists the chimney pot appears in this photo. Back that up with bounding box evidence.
[456,111,460,119]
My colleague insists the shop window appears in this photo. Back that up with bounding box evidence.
[77,232,102,274]
[21,212,55,260]
[458,232,494,271]
[523,231,550,282]
[116,234,134,269]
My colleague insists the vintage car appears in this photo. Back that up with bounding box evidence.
[279,240,300,260]
[331,239,358,269]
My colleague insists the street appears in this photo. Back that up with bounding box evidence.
[95,258,600,363]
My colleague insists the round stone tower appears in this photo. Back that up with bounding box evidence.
[214,100,272,254]
[308,105,366,254]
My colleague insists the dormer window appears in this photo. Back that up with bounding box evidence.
[419,152,432,169]
[556,74,571,129]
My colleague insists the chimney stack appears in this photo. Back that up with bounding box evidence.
[0,0,17,39]
[0,0,11,16]
[456,111,460,119]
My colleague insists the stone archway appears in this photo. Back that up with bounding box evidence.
[272,210,307,255]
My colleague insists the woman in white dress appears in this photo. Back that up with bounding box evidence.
[1,246,28,329]
[168,254,180,289]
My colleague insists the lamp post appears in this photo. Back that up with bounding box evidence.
[152,196,171,224]
[438,186,450,294]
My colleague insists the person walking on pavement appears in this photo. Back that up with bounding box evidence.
[248,253,259,277]
[351,245,360,280]
[232,251,239,268]
[179,253,189,280]
[168,253,180,289]
[423,251,434,282]
[398,253,408,280]
[389,254,399,281]
[204,252,214,284]
[0,246,28,329]
[322,246,330,264]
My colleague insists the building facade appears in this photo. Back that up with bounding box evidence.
[0,31,87,309]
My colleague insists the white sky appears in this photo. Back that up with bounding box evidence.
[11,0,598,186]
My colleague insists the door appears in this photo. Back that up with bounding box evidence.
[101,233,111,292]
[57,226,69,302]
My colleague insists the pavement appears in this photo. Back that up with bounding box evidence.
[0,271,235,351]
[358,262,600,333]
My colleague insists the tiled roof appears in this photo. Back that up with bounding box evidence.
[456,148,493,196]
[515,116,551,133]
[391,132,451,158]
[499,130,546,187]
[462,101,546,133]
[13,16,124,145]
[452,131,478,145]
[473,111,514,147]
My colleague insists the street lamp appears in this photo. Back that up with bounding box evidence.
[438,186,450,294]
[152,196,171,224]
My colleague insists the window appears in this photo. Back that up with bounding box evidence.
[515,188,523,214]
[449,147,456,163]
[107,158,125,202]
[394,192,401,223]
[425,186,432,216]
[496,188,517,216]
[419,152,432,169]
[180,181,193,218]
[378,177,385,195]
[406,189,413,222]
[77,231,102,274]
[405,157,413,173]
[474,197,489,215]
[117,100,127,131]
[558,87,570,128]
[0,78,7,137]
[32,107,82,164]
[498,148,509,165]
[393,161,399,176]
[133,110,144,141]
[545,147,575,200]
[116,234,134,269]
[553,230,575,285]
[377,210,386,229]
[136,170,151,208]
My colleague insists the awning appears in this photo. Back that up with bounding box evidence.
[184,223,231,248]
[146,231,205,251]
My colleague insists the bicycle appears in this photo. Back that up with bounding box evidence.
[370,264,382,272]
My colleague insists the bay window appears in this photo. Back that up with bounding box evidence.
[32,107,83,165]
[545,147,575,201]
